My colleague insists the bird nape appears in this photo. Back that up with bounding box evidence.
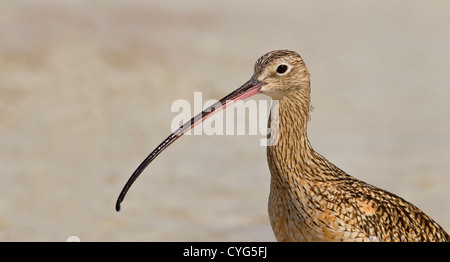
[116,49,449,242]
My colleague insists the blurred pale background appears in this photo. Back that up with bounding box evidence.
[0,0,449,241]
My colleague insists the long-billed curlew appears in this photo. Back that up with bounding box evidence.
[116,50,449,242]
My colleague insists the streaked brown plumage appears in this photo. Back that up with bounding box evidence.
[116,49,449,242]
[259,50,449,242]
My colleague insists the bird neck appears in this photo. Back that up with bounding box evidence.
[267,89,325,185]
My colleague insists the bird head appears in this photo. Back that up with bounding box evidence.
[253,49,310,100]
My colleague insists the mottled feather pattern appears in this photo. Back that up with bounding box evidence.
[259,50,449,242]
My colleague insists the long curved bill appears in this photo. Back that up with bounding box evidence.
[116,76,266,211]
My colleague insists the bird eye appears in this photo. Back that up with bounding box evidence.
[276,64,288,74]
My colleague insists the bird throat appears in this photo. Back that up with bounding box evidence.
[266,89,319,188]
